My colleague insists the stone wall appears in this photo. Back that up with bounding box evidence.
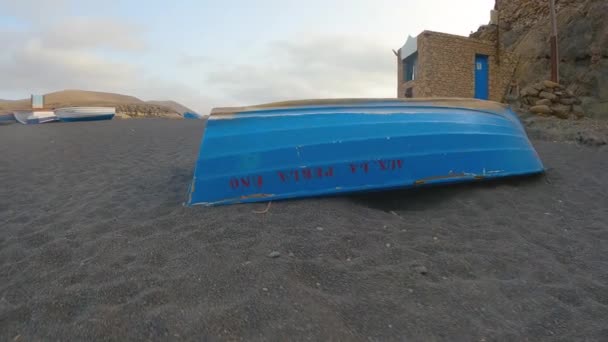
[398,31,517,102]
[115,104,182,119]
[522,80,584,119]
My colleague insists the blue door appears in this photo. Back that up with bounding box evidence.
[474,54,489,100]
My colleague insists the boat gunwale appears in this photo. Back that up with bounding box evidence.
[209,98,510,117]
[206,120,527,140]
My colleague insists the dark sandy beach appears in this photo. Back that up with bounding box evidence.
[1,119,607,341]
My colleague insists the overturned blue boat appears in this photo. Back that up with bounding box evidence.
[186,98,544,206]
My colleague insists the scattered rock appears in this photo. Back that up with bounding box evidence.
[539,91,558,101]
[551,104,571,119]
[576,132,607,147]
[543,80,562,89]
[530,105,552,115]
[520,86,539,97]
[586,101,608,118]
[535,99,552,106]
[268,251,281,258]
[411,264,428,275]
[572,105,585,119]
[559,98,576,105]
[522,96,536,106]
[553,111,570,120]
[530,83,544,91]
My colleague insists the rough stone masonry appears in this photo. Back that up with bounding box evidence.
[521,80,584,119]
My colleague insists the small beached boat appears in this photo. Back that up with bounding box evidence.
[183,111,204,119]
[54,107,115,122]
[186,98,544,206]
[13,110,58,124]
[0,112,16,125]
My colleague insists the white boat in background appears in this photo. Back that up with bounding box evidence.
[54,107,115,122]
[0,112,16,125]
[13,110,58,125]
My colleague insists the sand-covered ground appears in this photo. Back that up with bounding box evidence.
[1,119,607,341]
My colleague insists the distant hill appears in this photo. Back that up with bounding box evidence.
[0,99,28,111]
[44,90,143,107]
[0,90,192,119]
[147,100,195,114]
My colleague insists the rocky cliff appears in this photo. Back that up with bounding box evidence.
[472,0,607,118]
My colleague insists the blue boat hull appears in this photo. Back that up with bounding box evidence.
[183,112,203,119]
[187,99,544,206]
[58,114,114,122]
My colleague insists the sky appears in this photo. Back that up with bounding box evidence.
[0,0,494,113]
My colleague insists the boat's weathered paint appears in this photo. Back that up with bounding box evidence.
[186,98,544,206]
[55,107,115,122]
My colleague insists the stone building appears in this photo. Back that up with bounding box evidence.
[397,30,517,102]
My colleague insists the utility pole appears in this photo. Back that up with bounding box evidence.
[549,0,559,83]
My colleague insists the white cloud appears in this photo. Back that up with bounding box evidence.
[0,15,146,95]
[39,17,146,51]
[0,0,70,21]
[178,55,215,68]
[0,39,138,93]
[204,35,396,106]
[0,0,212,110]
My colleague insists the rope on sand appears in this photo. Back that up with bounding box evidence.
[253,201,272,214]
